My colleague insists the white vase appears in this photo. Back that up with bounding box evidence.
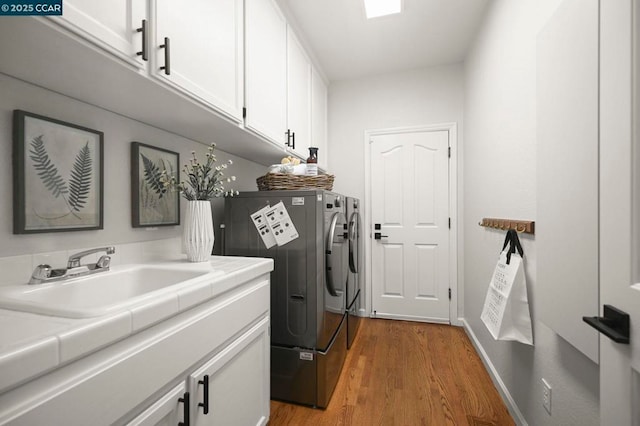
[183,200,214,262]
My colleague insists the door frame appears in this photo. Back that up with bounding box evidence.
[363,123,460,325]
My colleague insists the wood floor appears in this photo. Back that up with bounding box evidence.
[269,318,514,426]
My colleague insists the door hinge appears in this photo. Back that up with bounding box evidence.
[449,288,452,300]
[242,107,247,118]
[448,146,451,158]
[448,217,451,229]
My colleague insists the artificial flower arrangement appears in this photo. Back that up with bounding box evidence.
[161,143,238,200]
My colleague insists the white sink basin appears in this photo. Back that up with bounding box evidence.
[0,265,219,318]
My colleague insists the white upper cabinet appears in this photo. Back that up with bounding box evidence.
[286,29,312,159]
[245,0,288,145]
[53,0,147,68]
[152,0,244,122]
[22,0,326,166]
[311,66,328,169]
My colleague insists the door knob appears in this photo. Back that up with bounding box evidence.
[374,232,388,240]
[583,304,630,344]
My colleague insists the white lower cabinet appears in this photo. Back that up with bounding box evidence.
[126,383,187,426]
[189,319,270,426]
[0,277,270,426]
[128,318,269,426]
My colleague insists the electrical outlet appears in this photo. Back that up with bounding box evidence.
[542,378,552,414]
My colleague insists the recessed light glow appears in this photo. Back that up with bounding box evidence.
[364,0,402,19]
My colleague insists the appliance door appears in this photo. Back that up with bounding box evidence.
[347,210,362,304]
[318,211,347,351]
[348,211,360,272]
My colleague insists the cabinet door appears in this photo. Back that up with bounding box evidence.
[126,383,187,426]
[53,0,146,68]
[153,0,244,121]
[189,318,270,426]
[245,0,288,145]
[311,66,328,170]
[286,29,312,159]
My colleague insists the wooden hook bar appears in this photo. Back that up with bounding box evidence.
[478,218,535,235]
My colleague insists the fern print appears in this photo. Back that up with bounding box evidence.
[28,135,94,220]
[141,153,167,199]
[29,135,69,198]
[67,142,92,212]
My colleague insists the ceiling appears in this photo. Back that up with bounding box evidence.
[278,0,492,82]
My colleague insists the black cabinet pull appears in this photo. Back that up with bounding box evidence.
[198,374,210,414]
[136,19,147,61]
[178,391,190,426]
[160,37,171,75]
[291,131,295,150]
[583,304,630,344]
[285,129,291,147]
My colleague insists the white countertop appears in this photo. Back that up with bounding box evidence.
[0,255,273,395]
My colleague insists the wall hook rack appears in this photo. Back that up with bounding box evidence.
[478,218,535,235]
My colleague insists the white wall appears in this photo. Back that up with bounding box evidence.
[328,64,464,315]
[463,1,599,425]
[328,64,463,200]
[0,73,265,259]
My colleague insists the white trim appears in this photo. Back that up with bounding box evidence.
[371,312,449,324]
[462,319,528,426]
[363,123,459,324]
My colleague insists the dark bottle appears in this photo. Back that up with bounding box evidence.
[306,147,318,176]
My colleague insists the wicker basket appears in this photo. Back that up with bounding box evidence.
[256,173,334,191]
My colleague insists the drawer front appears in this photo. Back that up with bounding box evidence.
[0,279,269,426]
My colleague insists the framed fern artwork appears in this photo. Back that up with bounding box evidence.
[131,142,180,227]
[13,110,104,234]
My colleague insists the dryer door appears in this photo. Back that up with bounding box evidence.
[319,210,347,351]
[325,211,347,299]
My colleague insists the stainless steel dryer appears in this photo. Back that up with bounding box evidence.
[345,196,363,348]
[223,190,348,408]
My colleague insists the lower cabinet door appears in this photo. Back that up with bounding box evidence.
[189,317,270,426]
[126,382,187,426]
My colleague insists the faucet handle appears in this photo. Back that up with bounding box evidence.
[29,264,52,284]
[96,255,111,269]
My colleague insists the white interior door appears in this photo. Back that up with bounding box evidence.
[369,129,450,322]
[599,0,640,423]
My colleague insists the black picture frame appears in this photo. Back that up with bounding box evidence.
[131,142,180,227]
[13,110,104,234]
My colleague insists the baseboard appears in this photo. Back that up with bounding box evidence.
[372,312,449,324]
[462,319,528,426]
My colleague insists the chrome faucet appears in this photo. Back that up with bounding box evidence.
[29,246,116,285]
[67,246,115,269]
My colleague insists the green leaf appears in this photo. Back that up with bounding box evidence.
[141,153,167,199]
[68,142,92,212]
[29,135,69,198]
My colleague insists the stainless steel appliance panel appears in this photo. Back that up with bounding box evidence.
[224,190,348,408]
[224,190,324,349]
[346,196,363,349]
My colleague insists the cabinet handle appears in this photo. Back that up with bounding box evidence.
[285,129,291,147]
[136,19,147,61]
[291,131,296,150]
[178,391,190,426]
[198,374,210,415]
[160,37,171,75]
